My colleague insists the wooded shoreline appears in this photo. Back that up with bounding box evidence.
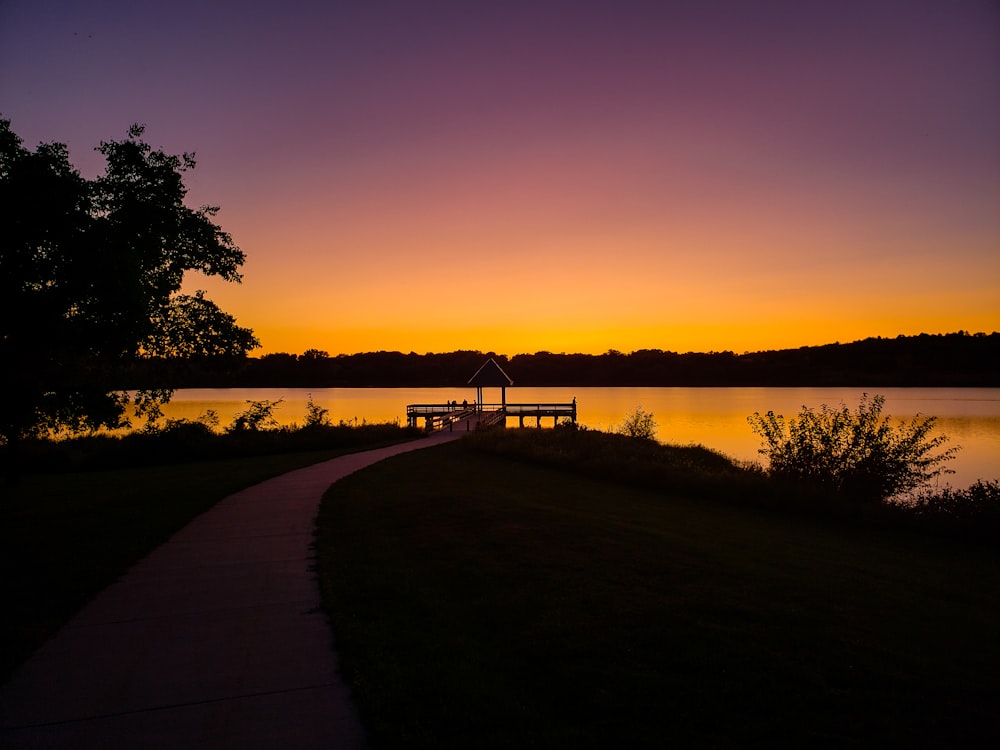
[117,332,999,389]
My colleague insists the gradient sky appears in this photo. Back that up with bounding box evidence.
[3,0,998,355]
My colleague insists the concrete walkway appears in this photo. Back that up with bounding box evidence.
[0,426,469,749]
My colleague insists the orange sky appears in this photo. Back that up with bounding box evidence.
[3,0,998,355]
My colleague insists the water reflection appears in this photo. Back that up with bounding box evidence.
[160,387,1000,490]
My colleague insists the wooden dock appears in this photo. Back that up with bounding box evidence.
[406,400,577,431]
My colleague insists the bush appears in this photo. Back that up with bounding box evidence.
[228,399,283,432]
[303,394,331,428]
[905,480,1000,539]
[617,406,658,440]
[748,393,957,504]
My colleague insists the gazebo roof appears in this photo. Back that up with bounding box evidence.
[468,358,513,387]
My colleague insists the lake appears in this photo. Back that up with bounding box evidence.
[160,386,1000,490]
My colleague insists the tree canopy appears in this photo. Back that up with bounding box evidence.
[111,333,998,390]
[0,118,258,451]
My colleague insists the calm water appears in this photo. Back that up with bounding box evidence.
[161,386,1000,490]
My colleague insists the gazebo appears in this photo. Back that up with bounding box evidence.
[468,358,513,413]
[405,359,574,430]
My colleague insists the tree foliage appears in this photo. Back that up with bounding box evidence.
[0,117,258,452]
[108,333,999,390]
[748,394,958,503]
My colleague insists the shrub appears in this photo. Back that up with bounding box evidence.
[228,399,283,432]
[160,409,220,434]
[905,480,1000,539]
[617,406,658,441]
[748,393,958,504]
[303,394,331,428]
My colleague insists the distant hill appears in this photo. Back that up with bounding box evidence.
[120,332,999,388]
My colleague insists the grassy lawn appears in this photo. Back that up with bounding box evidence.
[0,439,414,682]
[316,439,999,749]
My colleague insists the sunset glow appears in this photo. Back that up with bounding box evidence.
[2,0,997,355]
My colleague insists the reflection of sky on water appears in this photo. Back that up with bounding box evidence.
[160,387,1000,489]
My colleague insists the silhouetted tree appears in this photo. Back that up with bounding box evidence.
[116,334,998,389]
[0,118,257,480]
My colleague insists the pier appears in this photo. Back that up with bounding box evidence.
[405,401,577,431]
[405,357,577,432]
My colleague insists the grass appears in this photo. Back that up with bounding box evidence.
[316,437,1000,749]
[0,429,418,682]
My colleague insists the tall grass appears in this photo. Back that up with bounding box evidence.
[8,420,420,474]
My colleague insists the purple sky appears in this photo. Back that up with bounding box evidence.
[3,0,998,354]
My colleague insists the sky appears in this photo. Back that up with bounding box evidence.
[2,0,998,356]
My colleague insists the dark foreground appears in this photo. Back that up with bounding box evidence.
[317,439,999,749]
[0,424,418,682]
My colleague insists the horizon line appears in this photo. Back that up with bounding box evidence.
[249,330,998,359]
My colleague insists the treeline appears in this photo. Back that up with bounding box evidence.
[118,332,999,388]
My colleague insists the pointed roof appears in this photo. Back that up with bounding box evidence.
[468,358,513,387]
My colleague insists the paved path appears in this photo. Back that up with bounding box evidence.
[0,426,469,749]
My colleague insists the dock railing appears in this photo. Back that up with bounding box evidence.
[476,409,507,429]
[406,400,576,431]
[406,404,477,431]
[504,403,577,417]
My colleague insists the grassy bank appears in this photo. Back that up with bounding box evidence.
[316,437,999,749]
[0,426,418,682]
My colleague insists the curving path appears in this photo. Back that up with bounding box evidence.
[0,426,469,749]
